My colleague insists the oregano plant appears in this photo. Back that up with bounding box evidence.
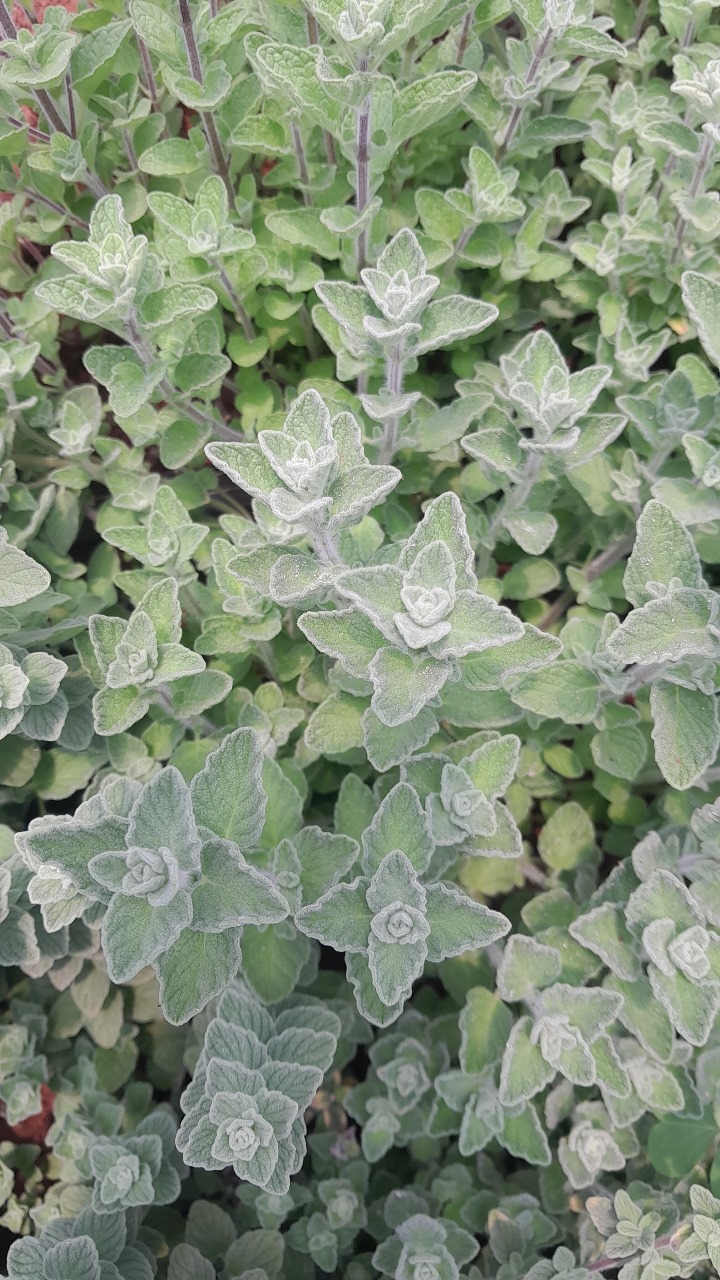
[0,0,719,1273]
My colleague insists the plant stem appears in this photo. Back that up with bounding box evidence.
[628,0,649,44]
[538,534,635,630]
[0,0,15,37]
[0,3,108,193]
[65,71,77,138]
[622,660,672,696]
[378,341,406,463]
[0,306,58,379]
[456,5,475,64]
[587,1233,678,1271]
[655,110,690,196]
[519,858,549,888]
[123,128,144,182]
[6,112,50,143]
[402,35,416,78]
[19,235,44,267]
[453,222,475,263]
[499,26,553,153]
[355,57,371,272]
[136,34,159,108]
[203,112,234,204]
[217,265,255,339]
[478,452,543,574]
[176,0,235,203]
[299,301,319,361]
[136,33,169,137]
[290,118,312,204]
[305,8,319,41]
[124,313,237,436]
[670,131,714,264]
[21,188,89,229]
[156,685,217,734]
[257,640,279,680]
[311,526,342,565]
[177,0,202,78]
[33,87,73,138]
[305,8,337,165]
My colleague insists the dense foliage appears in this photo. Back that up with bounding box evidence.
[0,0,720,1274]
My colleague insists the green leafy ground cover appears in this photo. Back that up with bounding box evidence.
[0,0,720,1275]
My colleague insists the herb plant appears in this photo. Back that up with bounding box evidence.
[0,0,720,1274]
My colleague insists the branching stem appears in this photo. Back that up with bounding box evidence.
[670,132,714,264]
[310,525,342,565]
[478,452,543,575]
[217,265,255,340]
[378,341,406,463]
[176,0,234,203]
[136,33,169,137]
[65,71,77,139]
[456,5,475,64]
[355,57,371,272]
[290,119,312,204]
[0,5,109,194]
[538,534,635,631]
[7,113,50,144]
[587,1233,678,1272]
[499,26,553,153]
[305,8,337,165]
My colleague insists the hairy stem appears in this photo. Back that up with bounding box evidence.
[136,33,160,110]
[22,188,89,229]
[305,8,337,165]
[33,87,73,138]
[0,305,58,379]
[123,128,143,182]
[622,660,673,696]
[453,222,475,262]
[65,71,77,139]
[0,0,15,37]
[0,2,108,193]
[176,0,234,203]
[136,33,169,138]
[202,111,235,205]
[378,341,406,464]
[670,131,714,264]
[355,58,371,272]
[538,534,635,630]
[655,110,690,195]
[311,525,342,565]
[499,26,553,153]
[156,685,217,734]
[587,1232,679,1271]
[217,265,255,339]
[124,313,237,437]
[456,5,475,64]
[629,0,649,43]
[479,452,544,575]
[177,0,203,78]
[299,301,319,361]
[6,113,50,142]
[402,35,416,79]
[290,118,312,204]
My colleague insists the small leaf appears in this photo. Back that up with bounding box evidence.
[650,681,720,790]
[648,1110,717,1177]
[538,802,595,870]
[0,537,51,606]
[190,728,267,849]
